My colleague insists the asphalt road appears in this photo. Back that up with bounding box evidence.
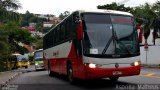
[5,67,160,90]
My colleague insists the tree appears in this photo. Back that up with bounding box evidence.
[59,11,70,20]
[1,22,36,54]
[20,11,48,33]
[0,0,21,23]
[152,1,160,16]
[36,22,43,32]
[0,0,34,71]
[20,11,34,26]
[34,37,43,50]
[152,1,160,45]
[97,2,160,44]
[133,3,158,44]
[43,27,52,34]
[0,0,21,10]
[97,2,133,13]
[0,24,10,56]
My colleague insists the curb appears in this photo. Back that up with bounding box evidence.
[0,69,35,88]
[141,64,160,69]
[0,72,22,89]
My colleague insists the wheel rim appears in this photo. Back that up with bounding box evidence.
[48,66,51,74]
[110,77,119,81]
[48,69,50,74]
[68,67,73,82]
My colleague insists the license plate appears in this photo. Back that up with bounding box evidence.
[112,71,122,75]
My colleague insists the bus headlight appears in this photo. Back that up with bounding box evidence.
[35,63,38,66]
[89,63,96,68]
[131,61,141,66]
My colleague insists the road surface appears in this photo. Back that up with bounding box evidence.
[3,67,160,90]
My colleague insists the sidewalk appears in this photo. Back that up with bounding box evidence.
[0,71,21,87]
[0,65,35,87]
[141,64,160,68]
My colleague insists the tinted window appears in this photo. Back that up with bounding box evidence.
[82,14,113,54]
[83,14,111,24]
[60,23,66,40]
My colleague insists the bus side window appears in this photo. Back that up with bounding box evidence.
[48,33,53,48]
[66,17,72,39]
[51,30,55,46]
[60,22,66,41]
[55,27,59,44]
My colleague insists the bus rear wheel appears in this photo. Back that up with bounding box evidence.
[25,66,28,69]
[48,63,54,76]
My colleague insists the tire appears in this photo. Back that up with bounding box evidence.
[48,63,54,76]
[35,67,38,71]
[67,63,75,84]
[109,77,119,82]
[25,66,28,69]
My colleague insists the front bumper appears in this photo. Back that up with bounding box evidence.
[85,65,141,79]
[35,65,44,70]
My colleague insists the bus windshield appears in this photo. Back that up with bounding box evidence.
[34,51,43,61]
[82,13,140,57]
[17,55,23,61]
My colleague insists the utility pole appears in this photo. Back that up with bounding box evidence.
[144,42,149,64]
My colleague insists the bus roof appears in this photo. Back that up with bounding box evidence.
[12,53,22,56]
[44,9,133,36]
[34,49,43,52]
[75,9,133,16]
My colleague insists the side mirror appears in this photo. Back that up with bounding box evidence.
[136,25,143,43]
[75,17,80,24]
[76,20,83,40]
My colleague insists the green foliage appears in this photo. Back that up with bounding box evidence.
[2,21,35,45]
[152,1,160,16]
[97,2,160,41]
[133,3,159,40]
[59,11,70,20]
[20,11,49,33]
[0,0,21,23]
[0,0,23,71]
[28,55,34,64]
[0,41,10,54]
[0,22,36,55]
[43,27,52,33]
[0,24,10,56]
[97,2,133,12]
[36,22,43,32]
[0,0,21,11]
[133,3,157,20]
[0,10,20,23]
[20,11,34,26]
[11,29,34,44]
[35,38,43,50]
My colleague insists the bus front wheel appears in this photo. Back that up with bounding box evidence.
[109,77,119,82]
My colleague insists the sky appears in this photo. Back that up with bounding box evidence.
[17,0,158,16]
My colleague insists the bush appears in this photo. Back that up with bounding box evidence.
[28,55,34,65]
[0,55,11,72]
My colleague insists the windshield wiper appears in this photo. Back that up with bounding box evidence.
[102,36,113,54]
[111,30,130,55]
